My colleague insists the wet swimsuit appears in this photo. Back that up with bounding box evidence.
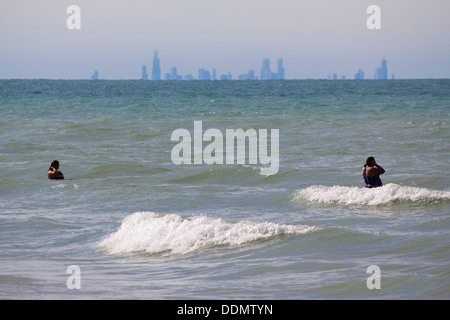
[363,167,382,188]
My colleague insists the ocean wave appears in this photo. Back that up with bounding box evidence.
[97,212,316,256]
[292,183,450,206]
[165,164,264,184]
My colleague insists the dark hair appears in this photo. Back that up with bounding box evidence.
[364,157,375,167]
[49,160,59,171]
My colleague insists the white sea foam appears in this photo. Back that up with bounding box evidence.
[293,183,450,206]
[51,184,67,189]
[98,211,316,256]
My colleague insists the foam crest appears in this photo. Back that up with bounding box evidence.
[293,183,450,206]
[98,212,316,256]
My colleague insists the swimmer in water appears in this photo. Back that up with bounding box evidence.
[362,156,385,188]
[47,160,64,180]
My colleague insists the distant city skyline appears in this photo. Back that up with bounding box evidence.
[136,51,287,81]
[89,51,393,81]
[1,1,449,79]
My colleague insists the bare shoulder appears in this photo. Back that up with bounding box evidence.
[366,166,383,176]
[47,170,64,179]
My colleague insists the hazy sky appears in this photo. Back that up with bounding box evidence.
[1,0,449,79]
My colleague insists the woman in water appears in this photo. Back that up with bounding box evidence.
[47,160,64,180]
[362,156,385,188]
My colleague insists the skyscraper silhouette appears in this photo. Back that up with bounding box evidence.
[152,51,161,80]
[198,68,211,80]
[260,59,272,80]
[374,59,388,80]
[141,65,148,80]
[354,69,365,80]
[260,58,285,80]
[380,59,388,80]
[165,67,182,80]
[277,58,285,80]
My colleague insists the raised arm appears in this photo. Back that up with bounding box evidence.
[374,162,385,174]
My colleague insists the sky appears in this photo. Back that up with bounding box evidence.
[1,0,449,79]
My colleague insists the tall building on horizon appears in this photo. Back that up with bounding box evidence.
[260,58,285,80]
[354,68,365,80]
[374,59,388,80]
[141,65,148,80]
[277,58,285,80]
[165,67,182,80]
[198,68,211,80]
[381,59,388,79]
[260,59,272,80]
[91,70,98,80]
[152,51,161,80]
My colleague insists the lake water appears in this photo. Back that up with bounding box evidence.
[0,79,449,299]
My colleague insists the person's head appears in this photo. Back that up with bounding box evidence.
[50,160,60,169]
[365,157,375,167]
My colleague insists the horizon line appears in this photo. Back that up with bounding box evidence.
[1,77,449,81]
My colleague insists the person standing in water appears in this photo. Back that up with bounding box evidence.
[362,156,385,188]
[47,160,64,180]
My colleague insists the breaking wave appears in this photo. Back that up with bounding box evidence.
[293,183,450,206]
[98,211,316,256]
